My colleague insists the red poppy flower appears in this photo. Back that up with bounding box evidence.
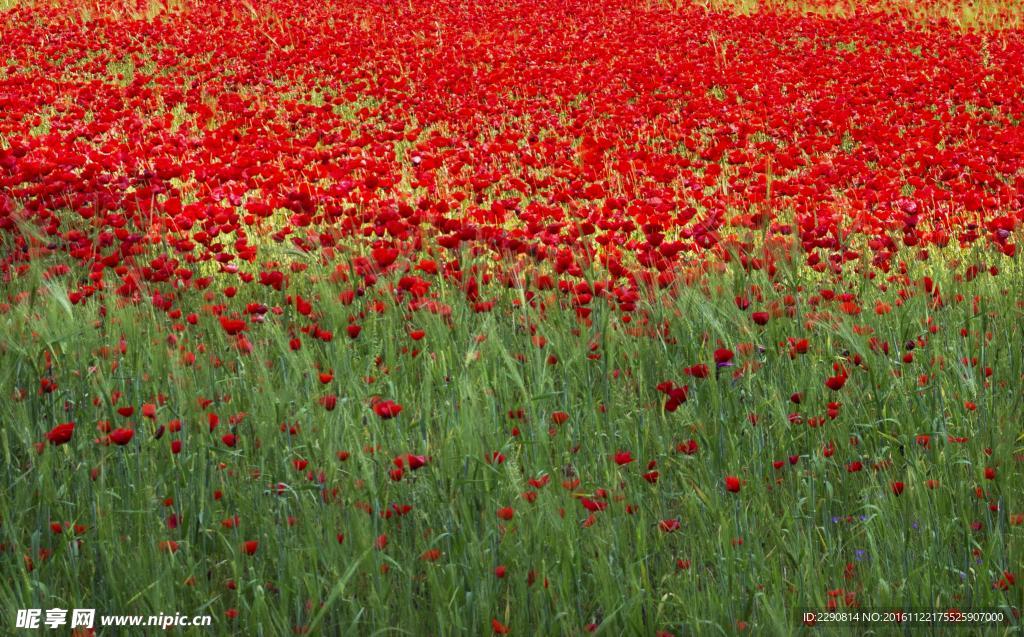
[825,372,848,391]
[158,540,179,554]
[676,439,699,455]
[372,400,403,419]
[219,317,247,335]
[109,428,135,446]
[46,422,75,446]
[421,549,441,562]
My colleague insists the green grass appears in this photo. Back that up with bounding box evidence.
[0,235,1021,635]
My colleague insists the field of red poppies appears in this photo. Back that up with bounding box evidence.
[2,0,1023,634]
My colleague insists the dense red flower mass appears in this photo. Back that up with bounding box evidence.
[1,0,1021,292]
